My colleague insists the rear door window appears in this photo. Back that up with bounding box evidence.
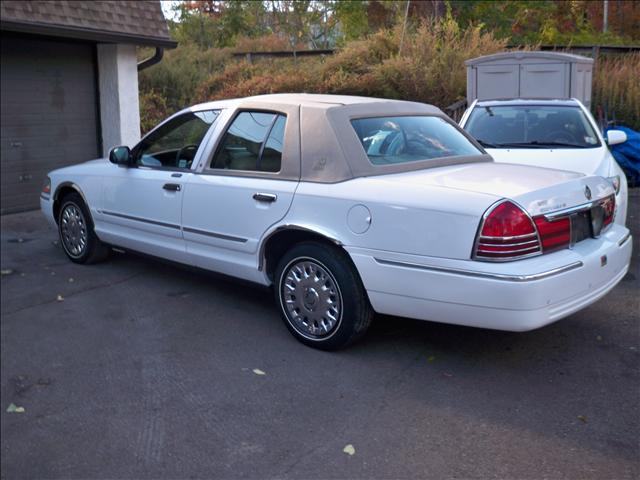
[210,112,285,173]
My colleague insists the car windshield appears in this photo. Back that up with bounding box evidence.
[465,105,601,149]
[351,116,481,165]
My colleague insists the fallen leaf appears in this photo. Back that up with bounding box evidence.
[6,403,25,413]
[343,444,355,456]
[56,294,64,302]
[427,355,436,363]
[577,415,587,423]
[252,369,266,376]
[1,269,13,276]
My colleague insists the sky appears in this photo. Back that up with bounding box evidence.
[160,0,181,21]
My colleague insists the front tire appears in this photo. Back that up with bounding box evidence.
[58,192,110,264]
[274,242,373,350]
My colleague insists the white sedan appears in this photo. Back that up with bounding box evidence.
[41,94,632,350]
[459,98,629,225]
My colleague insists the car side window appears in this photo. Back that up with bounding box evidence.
[134,110,219,169]
[210,111,285,173]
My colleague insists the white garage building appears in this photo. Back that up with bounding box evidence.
[1,0,176,214]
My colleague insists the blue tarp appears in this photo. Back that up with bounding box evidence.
[605,126,640,187]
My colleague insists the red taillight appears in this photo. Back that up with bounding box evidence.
[602,194,615,227]
[474,195,614,262]
[474,200,541,260]
[534,216,571,252]
[480,201,537,237]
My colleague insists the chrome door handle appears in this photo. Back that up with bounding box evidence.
[163,183,181,192]
[253,193,277,203]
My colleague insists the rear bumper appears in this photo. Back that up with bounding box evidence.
[347,224,632,331]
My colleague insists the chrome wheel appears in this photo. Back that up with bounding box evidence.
[281,258,343,338]
[60,204,87,258]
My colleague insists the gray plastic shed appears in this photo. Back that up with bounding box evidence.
[465,51,594,107]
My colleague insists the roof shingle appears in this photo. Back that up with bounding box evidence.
[1,1,176,48]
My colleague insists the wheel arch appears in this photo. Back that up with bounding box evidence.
[53,182,90,224]
[259,225,346,282]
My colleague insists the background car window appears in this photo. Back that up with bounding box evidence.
[351,116,481,165]
[134,110,219,169]
[465,106,600,148]
[211,112,285,172]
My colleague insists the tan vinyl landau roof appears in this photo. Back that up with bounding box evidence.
[190,94,491,183]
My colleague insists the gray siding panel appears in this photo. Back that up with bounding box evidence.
[1,34,99,214]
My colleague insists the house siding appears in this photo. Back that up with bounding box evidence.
[97,43,141,155]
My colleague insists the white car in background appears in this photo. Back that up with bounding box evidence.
[41,94,632,350]
[459,98,629,225]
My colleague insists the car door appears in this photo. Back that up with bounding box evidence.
[99,110,219,263]
[181,106,300,282]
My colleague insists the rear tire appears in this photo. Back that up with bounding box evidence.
[58,192,110,264]
[274,241,373,350]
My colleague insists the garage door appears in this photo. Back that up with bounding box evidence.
[1,34,100,214]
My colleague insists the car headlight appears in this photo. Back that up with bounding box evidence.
[607,175,621,195]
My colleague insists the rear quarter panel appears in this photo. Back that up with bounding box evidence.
[286,177,498,260]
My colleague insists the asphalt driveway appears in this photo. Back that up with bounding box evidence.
[1,192,639,479]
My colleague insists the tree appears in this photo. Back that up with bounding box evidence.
[450,0,639,45]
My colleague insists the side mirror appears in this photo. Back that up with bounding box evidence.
[606,130,627,146]
[109,146,132,166]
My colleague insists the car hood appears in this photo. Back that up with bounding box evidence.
[84,158,109,165]
[485,147,613,177]
[49,157,109,176]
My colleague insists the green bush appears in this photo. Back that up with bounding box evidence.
[592,53,640,130]
[139,89,168,135]
[139,44,232,119]
[141,17,638,132]
[196,18,507,110]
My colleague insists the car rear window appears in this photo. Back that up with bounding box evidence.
[351,116,481,165]
[465,105,601,148]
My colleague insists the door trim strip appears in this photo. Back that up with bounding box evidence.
[183,226,248,243]
[101,210,181,230]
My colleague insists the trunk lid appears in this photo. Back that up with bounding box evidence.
[378,162,615,216]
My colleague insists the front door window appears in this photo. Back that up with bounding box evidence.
[134,110,219,169]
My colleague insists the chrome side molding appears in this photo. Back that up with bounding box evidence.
[373,258,584,282]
